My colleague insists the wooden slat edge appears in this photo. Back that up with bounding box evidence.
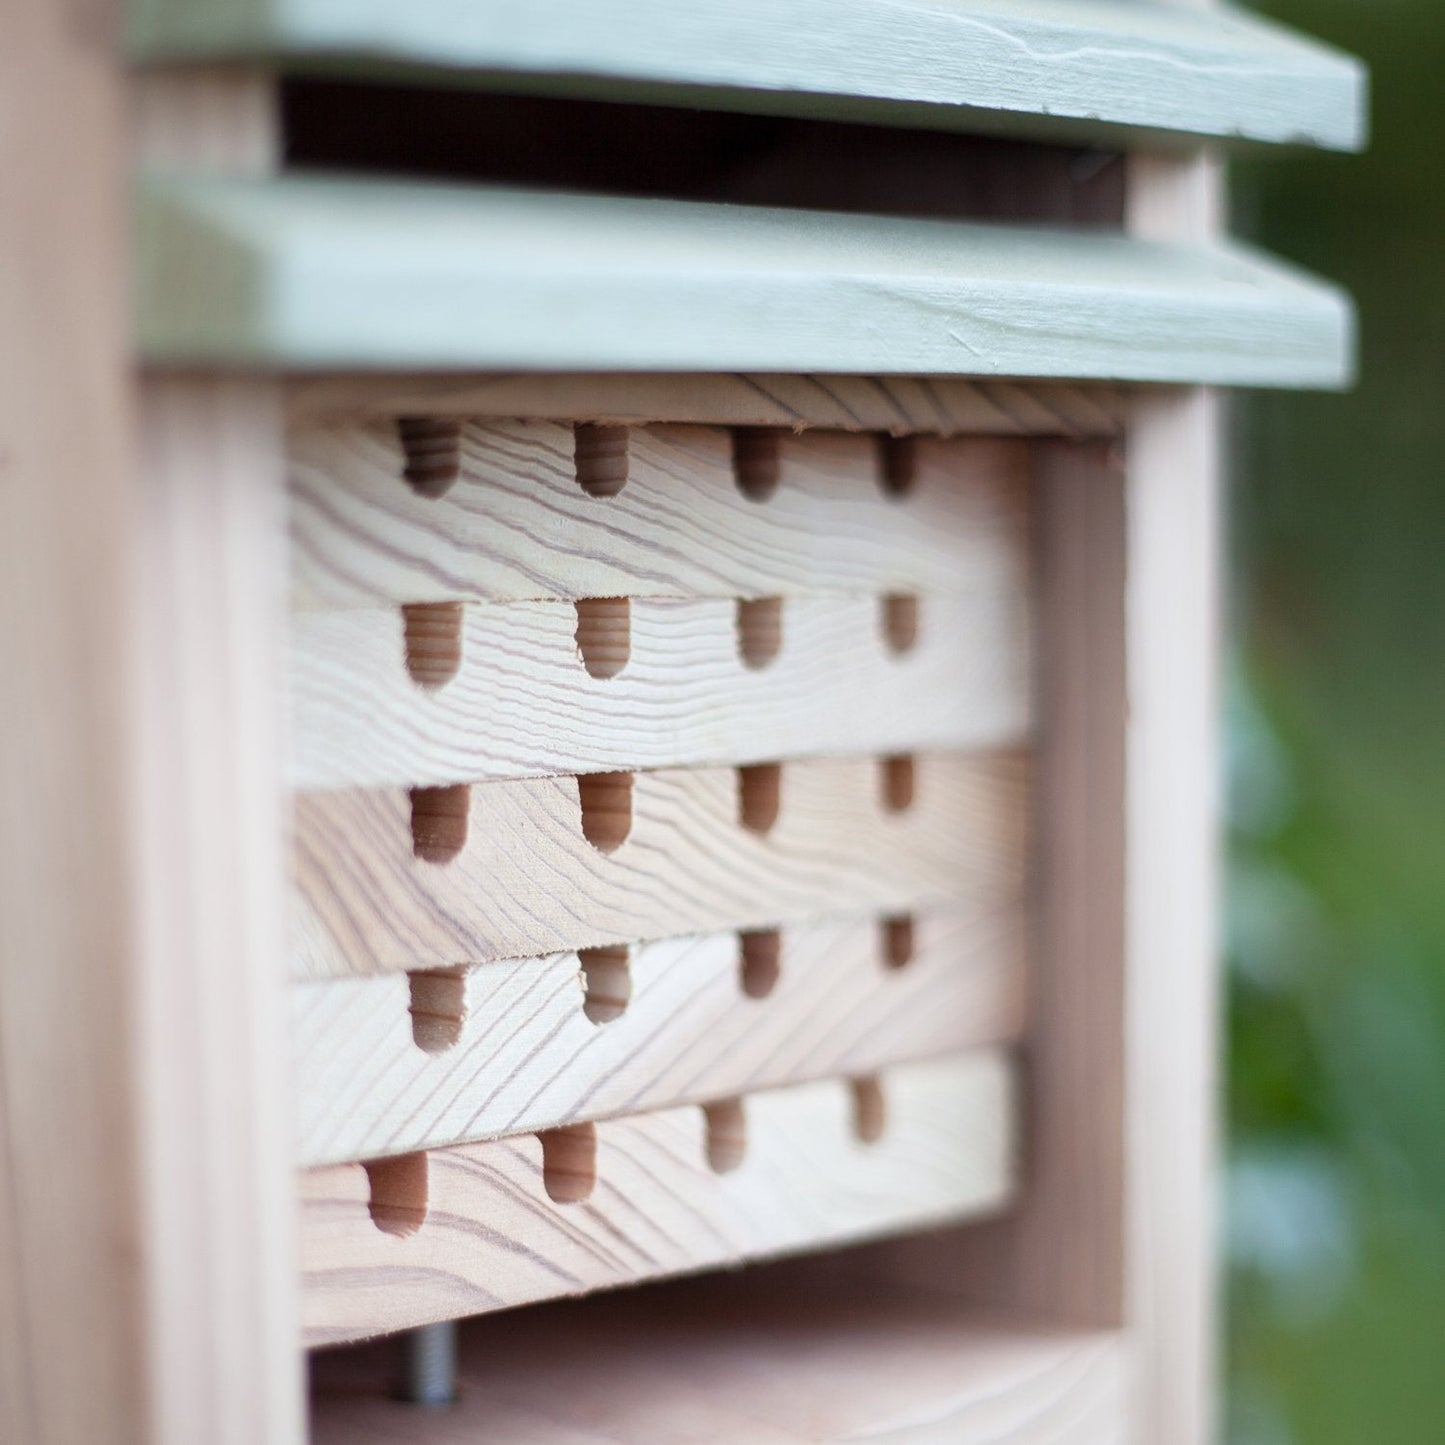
[293,752,1028,975]
[295,903,1028,1163]
[300,1050,1016,1344]
[286,373,1131,436]
[290,423,1031,607]
[289,595,1031,790]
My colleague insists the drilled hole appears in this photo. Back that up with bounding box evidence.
[408,968,467,1052]
[574,422,630,497]
[403,601,464,689]
[739,930,781,999]
[737,597,783,670]
[704,1099,747,1174]
[409,784,470,865]
[731,428,782,501]
[881,915,915,971]
[577,771,633,853]
[397,417,461,499]
[881,755,916,813]
[364,1152,429,1237]
[579,945,631,1024]
[881,594,919,655]
[575,598,630,678]
[876,434,918,497]
[540,1124,597,1203]
[851,1077,887,1144]
[738,763,781,835]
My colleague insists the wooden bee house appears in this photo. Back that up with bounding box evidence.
[2,1,1363,1441]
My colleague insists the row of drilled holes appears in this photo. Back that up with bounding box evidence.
[401,592,920,690]
[410,756,916,866]
[363,1076,889,1236]
[406,917,914,1053]
[398,419,920,504]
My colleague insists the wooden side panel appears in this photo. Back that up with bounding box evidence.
[293,752,1027,975]
[290,593,1031,789]
[0,5,143,1440]
[290,422,1030,606]
[131,380,305,1443]
[295,903,1027,1164]
[300,1052,1016,1344]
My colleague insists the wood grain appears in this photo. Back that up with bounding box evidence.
[137,177,1355,388]
[290,421,1030,606]
[131,379,305,1444]
[295,903,1027,1164]
[1,4,144,1439]
[289,595,1031,789]
[310,1284,1129,1444]
[300,1051,1015,1344]
[293,752,1028,976]
[288,372,1130,437]
[128,0,1366,153]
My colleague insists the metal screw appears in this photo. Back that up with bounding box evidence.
[397,1321,456,1408]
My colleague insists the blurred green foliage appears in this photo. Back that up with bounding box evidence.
[1229,2,1445,1440]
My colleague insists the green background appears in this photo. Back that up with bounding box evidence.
[1229,3,1445,1440]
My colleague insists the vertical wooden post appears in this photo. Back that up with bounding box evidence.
[1126,150,1225,1445]
[131,74,305,1445]
[0,4,145,1440]
[131,378,304,1443]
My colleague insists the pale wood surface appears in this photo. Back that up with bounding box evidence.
[0,4,144,1439]
[1123,145,1226,1445]
[823,439,1131,1339]
[301,1052,1015,1344]
[289,595,1031,790]
[131,380,305,1443]
[310,1282,1130,1444]
[944,440,1129,1323]
[128,0,1366,153]
[294,752,1028,976]
[138,177,1354,387]
[291,422,1030,606]
[288,372,1130,436]
[295,903,1027,1164]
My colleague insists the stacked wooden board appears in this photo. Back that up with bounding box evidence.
[291,419,1036,1342]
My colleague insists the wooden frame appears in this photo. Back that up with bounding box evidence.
[3,2,1356,1439]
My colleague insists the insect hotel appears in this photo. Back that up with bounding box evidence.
[3,1,1363,1441]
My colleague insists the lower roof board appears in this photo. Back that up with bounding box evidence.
[138,175,1354,389]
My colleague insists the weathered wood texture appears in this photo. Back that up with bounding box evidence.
[290,595,1030,789]
[296,903,1027,1164]
[0,5,143,1440]
[310,1285,1130,1444]
[128,0,1366,152]
[289,372,1130,435]
[291,422,1030,606]
[294,752,1027,976]
[138,178,1354,387]
[301,1051,1015,1344]
[132,380,305,1444]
